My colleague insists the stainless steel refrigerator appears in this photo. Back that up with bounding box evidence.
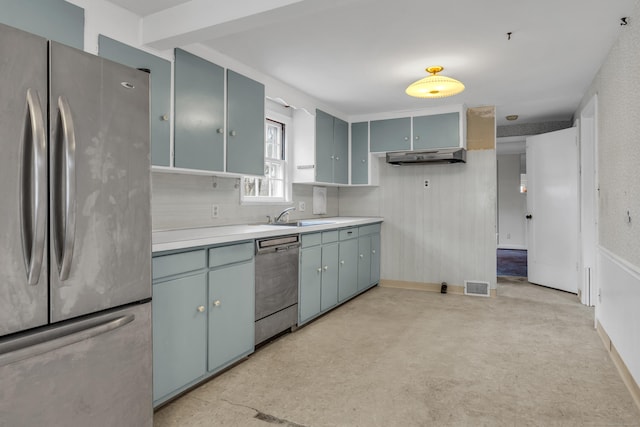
[0,23,153,426]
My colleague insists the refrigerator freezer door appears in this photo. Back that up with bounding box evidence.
[49,42,152,322]
[0,302,153,426]
[0,23,49,337]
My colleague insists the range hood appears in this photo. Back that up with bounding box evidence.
[386,147,466,165]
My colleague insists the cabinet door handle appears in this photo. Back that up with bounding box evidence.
[415,136,420,140]
[340,260,345,265]
[317,267,322,274]
[213,300,221,307]
[216,128,224,134]
[330,155,334,160]
[359,254,364,259]
[323,265,329,271]
[229,130,237,136]
[335,156,340,161]
[361,159,366,163]
[197,305,206,313]
[372,249,376,254]
[404,136,409,141]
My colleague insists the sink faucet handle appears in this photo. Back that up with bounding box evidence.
[266,215,272,224]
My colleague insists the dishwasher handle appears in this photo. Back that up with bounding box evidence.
[257,243,301,255]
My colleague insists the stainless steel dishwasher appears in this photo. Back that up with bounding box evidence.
[254,234,300,345]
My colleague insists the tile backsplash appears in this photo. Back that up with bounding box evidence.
[151,172,338,231]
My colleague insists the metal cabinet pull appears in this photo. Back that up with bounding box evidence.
[340,260,345,265]
[213,300,221,307]
[197,305,205,313]
[55,96,77,281]
[317,267,322,274]
[323,265,328,271]
[372,250,376,254]
[217,128,224,134]
[229,130,237,136]
[359,254,364,259]
[20,88,47,286]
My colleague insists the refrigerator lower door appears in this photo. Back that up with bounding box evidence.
[48,41,152,322]
[0,302,152,427]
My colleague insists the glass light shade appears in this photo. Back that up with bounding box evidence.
[406,67,465,98]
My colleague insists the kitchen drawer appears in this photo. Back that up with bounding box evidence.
[339,228,358,240]
[359,223,381,236]
[322,230,339,244]
[301,233,322,248]
[209,242,253,268]
[153,249,206,280]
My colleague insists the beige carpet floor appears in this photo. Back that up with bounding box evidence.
[154,279,640,426]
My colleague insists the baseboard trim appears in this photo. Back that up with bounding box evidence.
[380,279,497,297]
[597,321,640,412]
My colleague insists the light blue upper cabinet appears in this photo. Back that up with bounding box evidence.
[315,109,348,184]
[333,117,349,184]
[370,117,411,152]
[98,36,172,167]
[226,70,265,176]
[351,122,368,185]
[315,109,334,183]
[0,0,83,49]
[174,48,225,171]
[413,112,460,149]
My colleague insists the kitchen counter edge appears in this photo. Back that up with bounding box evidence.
[152,217,383,253]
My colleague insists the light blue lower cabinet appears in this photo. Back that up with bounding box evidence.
[152,273,207,403]
[338,238,358,302]
[371,233,381,285]
[320,243,339,311]
[357,235,372,291]
[152,242,255,407]
[208,260,255,373]
[299,245,322,324]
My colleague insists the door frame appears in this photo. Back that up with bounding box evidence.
[579,95,599,307]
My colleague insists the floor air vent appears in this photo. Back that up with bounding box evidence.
[464,280,490,297]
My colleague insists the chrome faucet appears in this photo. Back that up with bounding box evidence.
[274,206,296,223]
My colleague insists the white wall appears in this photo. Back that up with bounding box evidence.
[340,150,497,289]
[497,154,527,249]
[577,0,640,388]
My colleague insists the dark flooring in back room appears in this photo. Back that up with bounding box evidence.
[497,248,527,277]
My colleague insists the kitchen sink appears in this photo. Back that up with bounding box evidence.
[269,220,336,227]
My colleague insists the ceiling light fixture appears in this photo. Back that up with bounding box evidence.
[405,66,465,98]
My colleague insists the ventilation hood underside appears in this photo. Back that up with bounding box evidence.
[386,147,466,165]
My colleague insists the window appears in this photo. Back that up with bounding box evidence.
[242,118,288,203]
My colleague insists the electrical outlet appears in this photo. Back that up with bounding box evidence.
[424,179,430,188]
[298,201,306,212]
[211,204,219,218]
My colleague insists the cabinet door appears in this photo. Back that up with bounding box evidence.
[0,0,84,49]
[153,273,207,402]
[98,35,172,166]
[413,112,460,149]
[371,233,381,285]
[338,239,359,302]
[208,261,255,373]
[315,109,334,183]
[333,117,349,184]
[227,70,265,175]
[320,243,339,311]
[357,235,372,291]
[299,246,322,323]
[351,122,368,185]
[174,49,224,171]
[370,117,411,152]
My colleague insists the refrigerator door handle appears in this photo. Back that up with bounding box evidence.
[20,88,47,286]
[0,314,135,367]
[54,96,77,281]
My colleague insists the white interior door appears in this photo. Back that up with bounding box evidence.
[526,127,579,293]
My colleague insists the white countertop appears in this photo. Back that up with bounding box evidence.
[152,217,383,253]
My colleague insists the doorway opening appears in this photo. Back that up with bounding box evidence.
[497,249,528,277]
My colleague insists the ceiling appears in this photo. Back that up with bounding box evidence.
[108,0,637,127]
